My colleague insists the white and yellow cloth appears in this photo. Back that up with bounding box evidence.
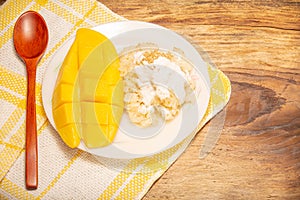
[0,0,231,199]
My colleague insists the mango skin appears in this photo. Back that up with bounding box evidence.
[52,28,123,148]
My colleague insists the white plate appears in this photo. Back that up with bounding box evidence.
[42,21,210,159]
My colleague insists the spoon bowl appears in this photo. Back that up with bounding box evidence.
[13,10,48,190]
[14,11,48,59]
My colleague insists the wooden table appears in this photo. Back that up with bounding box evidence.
[99,0,300,199]
[1,0,298,199]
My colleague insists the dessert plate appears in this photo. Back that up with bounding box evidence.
[42,21,210,159]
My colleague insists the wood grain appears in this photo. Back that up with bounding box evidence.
[99,0,300,199]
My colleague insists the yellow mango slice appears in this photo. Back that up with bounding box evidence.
[79,102,123,147]
[52,83,74,109]
[52,28,123,148]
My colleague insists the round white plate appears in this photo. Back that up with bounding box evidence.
[42,21,210,159]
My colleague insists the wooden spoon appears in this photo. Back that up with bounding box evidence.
[13,11,48,190]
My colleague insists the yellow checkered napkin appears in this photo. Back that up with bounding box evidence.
[0,0,231,199]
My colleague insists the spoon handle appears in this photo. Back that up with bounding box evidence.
[25,61,38,190]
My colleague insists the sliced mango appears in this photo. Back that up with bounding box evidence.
[52,28,123,148]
